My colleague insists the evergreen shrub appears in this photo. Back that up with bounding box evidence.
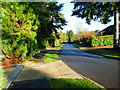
[2,2,39,62]
[81,35,114,47]
[0,55,7,89]
[91,35,113,46]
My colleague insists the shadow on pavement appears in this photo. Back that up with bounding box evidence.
[58,49,103,59]
[9,78,51,89]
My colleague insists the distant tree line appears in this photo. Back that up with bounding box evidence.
[71,2,120,49]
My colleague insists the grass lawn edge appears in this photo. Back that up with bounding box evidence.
[85,50,120,60]
[43,51,60,63]
[47,77,105,89]
[46,60,105,89]
[74,44,120,60]
[82,76,105,89]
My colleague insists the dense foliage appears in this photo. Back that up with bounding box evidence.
[0,55,7,89]
[59,31,68,44]
[74,30,96,40]
[72,2,119,24]
[2,2,66,63]
[72,2,120,48]
[2,2,39,61]
[36,2,67,48]
[91,35,114,47]
[74,30,96,45]
[67,30,74,43]
[81,35,114,47]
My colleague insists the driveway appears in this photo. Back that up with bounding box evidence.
[58,44,119,88]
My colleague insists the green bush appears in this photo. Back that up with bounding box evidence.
[90,35,113,47]
[55,39,60,46]
[2,2,39,61]
[37,32,49,49]
[2,2,67,63]
[81,38,91,46]
[81,35,114,47]
[59,40,68,44]
[0,55,7,89]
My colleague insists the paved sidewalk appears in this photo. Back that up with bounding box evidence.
[8,60,83,88]
[10,78,51,88]
[14,60,83,82]
[4,46,105,89]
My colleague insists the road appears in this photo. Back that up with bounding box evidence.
[58,44,119,89]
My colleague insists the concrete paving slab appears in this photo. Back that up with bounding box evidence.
[12,60,83,82]
[4,67,16,78]
[7,59,104,89]
[14,66,45,82]
[10,78,51,88]
[24,60,83,79]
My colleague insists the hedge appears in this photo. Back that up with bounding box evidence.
[0,55,7,89]
[81,35,114,47]
[90,35,114,47]
[2,2,40,62]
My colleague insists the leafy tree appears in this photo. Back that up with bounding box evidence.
[71,2,120,48]
[67,30,74,43]
[59,31,68,42]
[2,2,39,61]
[36,2,67,48]
[2,2,67,63]
[75,30,96,41]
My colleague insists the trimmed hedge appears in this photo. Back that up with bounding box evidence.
[81,35,114,47]
[91,35,113,47]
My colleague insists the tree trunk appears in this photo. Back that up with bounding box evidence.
[114,7,119,49]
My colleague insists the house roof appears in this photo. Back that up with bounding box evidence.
[98,24,120,36]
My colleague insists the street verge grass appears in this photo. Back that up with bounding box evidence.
[86,49,120,59]
[44,51,60,63]
[47,44,64,50]
[74,44,89,49]
[48,78,105,89]
[52,46,63,50]
[74,44,120,59]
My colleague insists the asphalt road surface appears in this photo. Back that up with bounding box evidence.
[58,44,119,89]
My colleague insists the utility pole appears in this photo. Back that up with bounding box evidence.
[114,6,119,49]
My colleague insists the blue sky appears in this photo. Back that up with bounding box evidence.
[58,0,114,34]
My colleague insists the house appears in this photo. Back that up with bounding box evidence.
[98,25,114,36]
[98,24,120,36]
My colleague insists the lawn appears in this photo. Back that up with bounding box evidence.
[52,46,63,50]
[48,78,105,89]
[47,44,64,50]
[44,51,60,63]
[74,44,120,59]
[74,44,90,49]
[86,49,120,59]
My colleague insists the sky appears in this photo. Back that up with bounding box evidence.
[57,0,114,34]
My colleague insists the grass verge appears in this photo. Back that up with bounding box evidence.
[48,78,105,89]
[86,49,120,59]
[52,46,63,50]
[74,44,90,49]
[47,44,64,50]
[74,44,120,59]
[44,51,60,63]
